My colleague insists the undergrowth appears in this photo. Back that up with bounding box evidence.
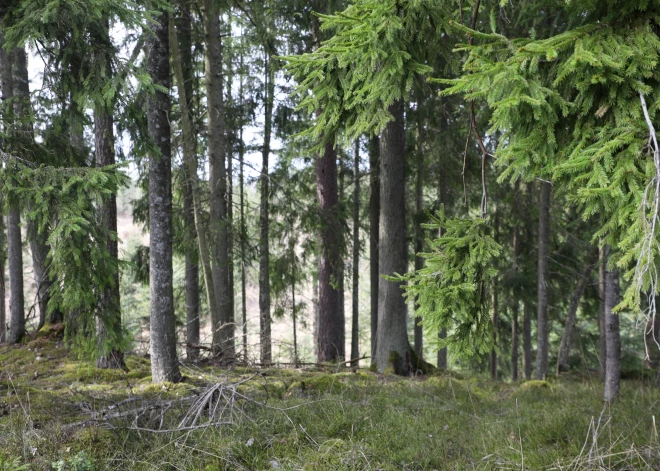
[0,332,659,470]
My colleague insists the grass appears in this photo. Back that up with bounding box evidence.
[1,332,659,470]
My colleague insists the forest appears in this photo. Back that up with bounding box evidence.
[1,0,660,469]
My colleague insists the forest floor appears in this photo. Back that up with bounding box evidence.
[1,327,659,470]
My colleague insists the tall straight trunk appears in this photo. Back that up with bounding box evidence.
[413,120,424,358]
[338,160,346,360]
[523,301,533,380]
[556,247,598,374]
[598,244,607,378]
[2,41,25,344]
[176,1,200,362]
[147,8,181,383]
[368,136,380,360]
[7,205,22,344]
[203,0,232,359]
[534,181,551,380]
[0,34,11,343]
[14,44,58,331]
[522,183,534,380]
[490,278,498,380]
[184,181,200,361]
[239,76,248,361]
[511,303,519,381]
[259,51,275,364]
[437,156,449,369]
[239,79,248,362]
[375,100,409,375]
[170,14,216,358]
[312,265,319,359]
[290,221,298,364]
[511,224,520,381]
[95,20,125,369]
[0,201,5,342]
[312,0,342,363]
[604,251,621,403]
[351,139,360,366]
[316,140,342,362]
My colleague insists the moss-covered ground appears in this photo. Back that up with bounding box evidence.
[1,330,659,470]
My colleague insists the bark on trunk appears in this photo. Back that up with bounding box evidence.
[413,120,424,358]
[1,42,25,345]
[375,100,409,375]
[0,203,5,343]
[556,247,598,374]
[95,97,125,369]
[436,148,449,369]
[204,0,232,359]
[511,302,519,381]
[259,52,274,364]
[338,160,346,360]
[176,4,200,362]
[511,224,520,381]
[604,249,621,403]
[368,136,380,360]
[147,9,181,383]
[534,181,551,380]
[351,139,360,366]
[0,31,8,343]
[523,300,533,380]
[316,140,342,362]
[239,96,248,362]
[13,44,54,331]
[95,21,125,369]
[490,278,498,380]
[312,0,342,363]
[598,244,607,378]
[170,14,215,360]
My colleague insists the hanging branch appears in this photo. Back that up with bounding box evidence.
[636,92,660,359]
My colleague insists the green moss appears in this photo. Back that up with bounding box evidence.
[519,380,551,390]
[286,374,348,395]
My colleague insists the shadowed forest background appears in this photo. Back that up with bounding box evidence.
[2,0,660,469]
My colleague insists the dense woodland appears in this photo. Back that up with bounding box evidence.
[2,2,660,465]
[2,0,660,391]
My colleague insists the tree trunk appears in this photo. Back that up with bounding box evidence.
[436,146,449,369]
[491,278,498,380]
[604,251,621,403]
[239,90,248,362]
[534,181,551,380]
[413,120,424,358]
[203,0,232,360]
[0,31,8,343]
[316,139,342,362]
[170,13,214,362]
[176,3,200,362]
[375,100,409,375]
[0,200,5,343]
[511,224,520,381]
[351,139,360,366]
[94,21,125,369]
[368,135,380,360]
[556,247,598,374]
[259,51,275,364]
[2,42,25,345]
[14,44,59,332]
[511,302,519,381]
[94,99,125,369]
[523,300,533,380]
[598,244,607,378]
[338,159,346,360]
[147,8,181,383]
